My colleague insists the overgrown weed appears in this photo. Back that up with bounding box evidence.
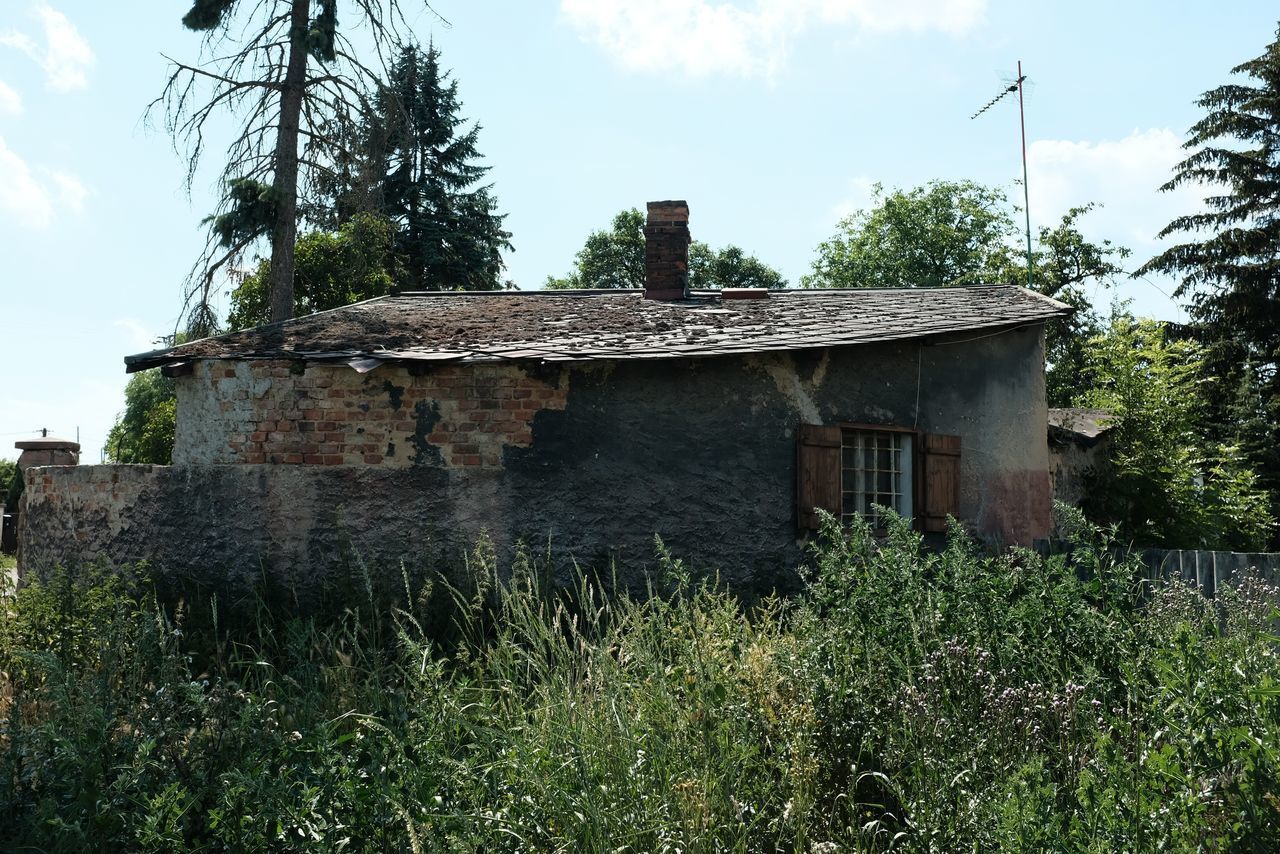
[1,517,1277,851]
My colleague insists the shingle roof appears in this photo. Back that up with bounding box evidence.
[125,286,1071,372]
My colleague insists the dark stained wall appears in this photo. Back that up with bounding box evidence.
[21,325,1050,599]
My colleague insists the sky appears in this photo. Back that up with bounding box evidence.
[1,0,1277,462]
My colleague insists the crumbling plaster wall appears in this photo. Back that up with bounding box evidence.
[22,325,1050,597]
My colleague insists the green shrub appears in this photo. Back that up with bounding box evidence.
[1,522,1277,850]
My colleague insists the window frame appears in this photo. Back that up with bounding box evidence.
[834,422,922,531]
[796,421,960,535]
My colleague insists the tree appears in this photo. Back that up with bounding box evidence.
[992,205,1130,406]
[226,212,400,329]
[546,208,786,290]
[152,0,439,331]
[0,459,17,509]
[1076,314,1273,550]
[1136,24,1280,512]
[689,243,786,290]
[802,180,1015,289]
[106,371,177,465]
[807,182,1131,405]
[323,44,512,291]
[4,464,21,513]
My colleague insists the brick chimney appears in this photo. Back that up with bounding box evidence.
[15,436,80,471]
[644,200,690,300]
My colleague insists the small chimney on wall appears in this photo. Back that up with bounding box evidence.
[644,200,690,300]
[15,435,80,471]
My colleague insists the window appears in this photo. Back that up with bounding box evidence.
[841,428,913,525]
[797,423,960,532]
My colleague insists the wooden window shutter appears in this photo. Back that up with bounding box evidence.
[922,434,961,532]
[797,424,841,530]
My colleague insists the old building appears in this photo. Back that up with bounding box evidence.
[1048,407,1114,507]
[20,202,1069,596]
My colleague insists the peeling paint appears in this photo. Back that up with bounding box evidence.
[757,354,822,424]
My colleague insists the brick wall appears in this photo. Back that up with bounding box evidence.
[175,360,570,468]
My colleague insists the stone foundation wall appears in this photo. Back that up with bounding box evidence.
[19,465,162,563]
[18,464,481,604]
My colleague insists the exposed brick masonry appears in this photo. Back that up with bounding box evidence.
[176,360,569,468]
[643,200,691,300]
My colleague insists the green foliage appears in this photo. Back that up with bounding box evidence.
[205,177,278,249]
[226,213,401,329]
[807,185,1132,405]
[323,44,512,291]
[546,207,787,290]
[803,180,1016,289]
[306,0,337,62]
[0,460,16,507]
[993,204,1131,406]
[181,0,236,31]
[1138,25,1280,529]
[3,525,1278,850]
[1077,315,1274,549]
[545,208,646,289]
[689,241,787,290]
[106,370,176,465]
[3,465,20,511]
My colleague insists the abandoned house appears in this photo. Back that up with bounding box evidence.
[19,201,1070,596]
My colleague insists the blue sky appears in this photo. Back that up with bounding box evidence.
[2,1,1278,461]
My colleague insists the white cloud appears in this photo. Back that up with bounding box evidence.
[0,134,88,228]
[561,0,986,78]
[0,3,94,92]
[51,170,87,211]
[828,174,876,224]
[0,134,54,226]
[0,78,21,114]
[1026,128,1199,251]
[1026,128,1204,319]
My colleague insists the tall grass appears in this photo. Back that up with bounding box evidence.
[1,512,1277,851]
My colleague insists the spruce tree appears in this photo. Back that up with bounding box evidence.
[329,44,512,291]
[155,1,439,327]
[1138,23,1280,515]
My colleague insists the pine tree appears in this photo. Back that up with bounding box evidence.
[1138,23,1280,517]
[329,44,512,291]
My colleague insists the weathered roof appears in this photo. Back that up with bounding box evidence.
[1048,408,1114,445]
[126,286,1070,372]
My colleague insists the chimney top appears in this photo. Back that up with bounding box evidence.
[643,200,691,301]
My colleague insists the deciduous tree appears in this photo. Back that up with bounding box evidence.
[106,371,177,465]
[546,208,786,290]
[803,180,1015,289]
[226,212,400,329]
[1076,314,1273,550]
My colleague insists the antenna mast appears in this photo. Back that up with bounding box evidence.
[971,61,1034,289]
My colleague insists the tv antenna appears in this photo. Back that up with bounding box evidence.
[972,60,1033,289]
